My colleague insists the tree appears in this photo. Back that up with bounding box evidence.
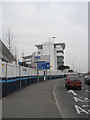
[58,65,66,70]
[68,69,73,72]
[65,66,70,69]
[3,29,18,64]
[58,65,70,71]
[3,29,14,54]
[14,46,18,64]
[20,61,28,67]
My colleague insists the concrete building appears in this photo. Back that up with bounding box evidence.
[35,42,65,70]
[23,41,65,70]
[0,39,16,63]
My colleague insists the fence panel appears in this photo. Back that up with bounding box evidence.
[2,62,6,78]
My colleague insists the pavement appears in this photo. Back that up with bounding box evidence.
[2,80,62,118]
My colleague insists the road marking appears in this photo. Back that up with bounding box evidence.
[68,90,77,96]
[84,97,90,102]
[82,87,83,89]
[88,109,90,113]
[74,97,83,102]
[53,91,64,118]
[83,97,90,102]
[82,105,90,108]
[79,97,82,99]
[75,105,89,114]
[85,97,88,100]
[86,90,90,92]
[74,97,89,103]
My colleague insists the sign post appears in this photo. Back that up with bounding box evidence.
[44,70,45,81]
[37,69,39,83]
[37,61,39,83]
[37,62,50,82]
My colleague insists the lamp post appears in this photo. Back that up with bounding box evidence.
[72,56,77,72]
[77,61,80,73]
[49,36,56,80]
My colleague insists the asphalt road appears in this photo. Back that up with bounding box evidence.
[53,77,90,118]
[2,77,90,118]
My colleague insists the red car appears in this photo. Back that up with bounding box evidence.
[65,76,82,90]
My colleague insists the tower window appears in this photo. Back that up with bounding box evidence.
[38,52,40,54]
[57,51,63,54]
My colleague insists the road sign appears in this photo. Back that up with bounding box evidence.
[34,56,40,59]
[46,62,50,69]
[37,62,50,70]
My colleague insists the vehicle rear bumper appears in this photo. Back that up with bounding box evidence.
[67,84,81,89]
[86,82,90,85]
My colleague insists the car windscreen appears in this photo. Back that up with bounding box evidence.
[70,77,80,81]
[87,77,90,80]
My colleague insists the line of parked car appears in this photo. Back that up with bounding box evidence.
[84,75,90,85]
[64,73,90,90]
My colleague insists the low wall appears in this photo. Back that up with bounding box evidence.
[1,74,64,97]
[0,61,65,97]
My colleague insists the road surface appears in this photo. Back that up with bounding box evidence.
[2,78,90,118]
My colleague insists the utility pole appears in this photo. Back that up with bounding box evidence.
[22,49,24,66]
[37,61,39,83]
[8,33,10,51]
[49,37,51,80]
[72,56,77,72]
[15,46,17,65]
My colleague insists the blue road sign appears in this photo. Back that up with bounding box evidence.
[37,62,50,70]
[18,61,22,65]
[46,62,50,69]
[35,56,40,59]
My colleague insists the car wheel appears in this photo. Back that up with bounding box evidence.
[65,84,67,88]
[67,86,69,90]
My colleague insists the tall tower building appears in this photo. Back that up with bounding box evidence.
[35,42,65,70]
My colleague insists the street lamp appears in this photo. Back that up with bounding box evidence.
[72,56,77,72]
[77,61,81,73]
[49,36,56,80]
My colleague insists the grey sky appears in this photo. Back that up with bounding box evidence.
[1,1,88,72]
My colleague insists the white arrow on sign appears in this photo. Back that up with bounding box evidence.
[68,90,77,96]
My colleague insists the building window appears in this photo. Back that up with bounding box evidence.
[57,56,64,65]
[38,52,40,54]
[57,51,63,54]
[38,46,43,49]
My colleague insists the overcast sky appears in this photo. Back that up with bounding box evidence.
[1,0,88,72]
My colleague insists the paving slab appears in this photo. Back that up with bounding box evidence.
[2,80,61,118]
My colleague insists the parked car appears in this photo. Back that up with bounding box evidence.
[85,76,90,85]
[84,75,88,80]
[64,73,78,79]
[65,76,82,90]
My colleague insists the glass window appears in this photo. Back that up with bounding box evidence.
[57,56,64,64]
[70,77,80,80]
[38,52,40,54]
[57,51,63,53]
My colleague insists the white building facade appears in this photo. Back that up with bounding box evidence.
[32,42,65,70]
